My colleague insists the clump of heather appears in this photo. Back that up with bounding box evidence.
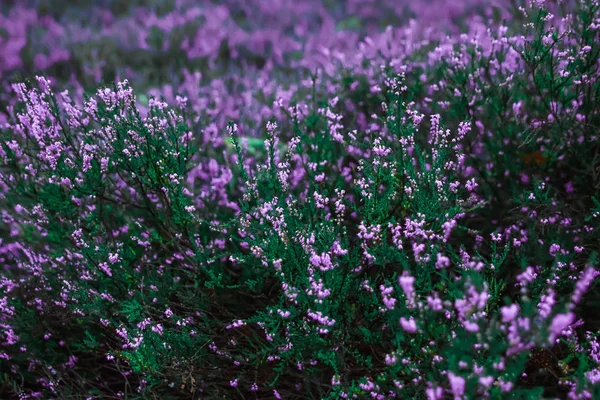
[1,0,600,399]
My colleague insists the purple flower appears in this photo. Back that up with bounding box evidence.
[448,372,465,399]
[501,304,519,323]
[400,317,417,333]
[548,312,575,343]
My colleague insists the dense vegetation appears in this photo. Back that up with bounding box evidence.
[1,0,600,398]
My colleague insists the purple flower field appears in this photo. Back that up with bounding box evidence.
[1,0,600,399]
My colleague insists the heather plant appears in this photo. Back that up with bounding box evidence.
[1,0,600,399]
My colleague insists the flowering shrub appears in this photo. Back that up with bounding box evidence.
[1,0,600,399]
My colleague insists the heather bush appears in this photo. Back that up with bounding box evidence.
[1,0,600,399]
